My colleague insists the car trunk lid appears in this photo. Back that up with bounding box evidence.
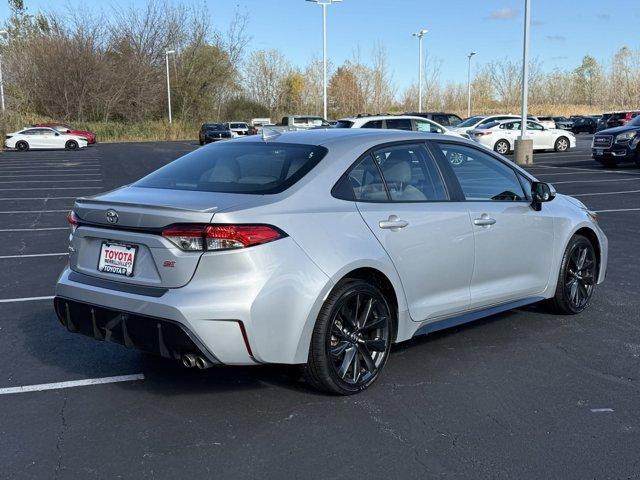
[70,186,256,288]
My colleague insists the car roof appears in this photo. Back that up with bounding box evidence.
[235,127,457,147]
[338,115,436,122]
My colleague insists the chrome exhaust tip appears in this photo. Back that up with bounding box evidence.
[182,353,197,368]
[195,356,212,370]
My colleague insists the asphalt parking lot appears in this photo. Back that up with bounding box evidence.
[0,135,638,479]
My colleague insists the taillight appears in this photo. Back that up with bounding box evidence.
[162,224,284,251]
[67,211,79,233]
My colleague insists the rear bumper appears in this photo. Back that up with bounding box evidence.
[54,237,332,365]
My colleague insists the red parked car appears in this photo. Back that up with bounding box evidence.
[34,123,96,144]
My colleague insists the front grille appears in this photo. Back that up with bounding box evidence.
[54,298,218,363]
[593,135,613,148]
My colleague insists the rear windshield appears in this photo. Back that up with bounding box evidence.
[230,123,247,129]
[205,124,226,130]
[334,120,354,128]
[457,116,485,128]
[134,142,327,194]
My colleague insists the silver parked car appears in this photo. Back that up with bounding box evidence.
[55,129,607,395]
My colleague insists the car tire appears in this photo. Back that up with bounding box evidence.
[199,138,204,146]
[15,140,29,151]
[554,136,569,152]
[548,235,597,315]
[494,139,510,155]
[304,279,394,395]
[65,140,79,150]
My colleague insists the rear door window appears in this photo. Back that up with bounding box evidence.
[385,118,413,131]
[135,142,327,194]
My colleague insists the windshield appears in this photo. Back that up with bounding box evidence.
[134,142,327,194]
[205,124,226,130]
[230,123,247,129]
[334,120,354,128]
[457,116,485,128]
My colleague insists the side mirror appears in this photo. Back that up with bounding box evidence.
[54,132,60,136]
[531,181,556,211]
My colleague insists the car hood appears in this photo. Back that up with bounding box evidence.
[596,125,639,135]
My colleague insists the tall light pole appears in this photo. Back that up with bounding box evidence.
[412,29,428,112]
[466,51,476,118]
[165,49,175,124]
[514,0,532,165]
[0,30,8,113]
[307,0,341,120]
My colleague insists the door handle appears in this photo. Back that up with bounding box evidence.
[379,215,408,230]
[473,214,496,226]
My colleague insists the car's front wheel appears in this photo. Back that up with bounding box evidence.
[304,280,393,395]
[494,139,510,155]
[65,140,79,150]
[555,136,569,152]
[549,235,597,314]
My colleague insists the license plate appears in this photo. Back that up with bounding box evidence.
[595,149,603,155]
[98,242,137,277]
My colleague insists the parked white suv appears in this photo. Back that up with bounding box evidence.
[226,122,249,137]
[335,115,467,138]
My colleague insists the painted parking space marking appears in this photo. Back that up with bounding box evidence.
[552,177,640,185]
[0,227,68,232]
[0,210,69,214]
[590,408,614,413]
[0,179,102,184]
[0,252,68,259]
[0,187,102,191]
[0,295,54,303]
[594,208,640,213]
[0,374,145,395]
[0,196,78,201]
[1,174,102,178]
[572,189,640,197]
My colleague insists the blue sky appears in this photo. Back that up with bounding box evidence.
[1,0,639,91]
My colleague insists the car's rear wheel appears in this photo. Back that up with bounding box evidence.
[65,140,79,150]
[548,235,597,314]
[494,139,510,155]
[15,140,29,151]
[554,136,569,152]
[304,280,393,395]
[634,150,640,168]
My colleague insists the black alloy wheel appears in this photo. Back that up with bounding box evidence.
[305,280,393,394]
[549,235,597,314]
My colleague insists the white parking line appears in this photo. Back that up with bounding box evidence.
[532,170,640,177]
[0,187,102,191]
[0,179,102,184]
[0,197,77,200]
[0,295,54,303]
[594,208,640,213]
[572,189,640,197]
[529,165,640,176]
[0,227,67,232]
[0,209,68,213]
[1,174,102,178]
[0,252,68,259]
[0,374,145,395]
[552,177,640,185]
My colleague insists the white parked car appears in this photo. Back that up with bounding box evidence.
[451,115,540,135]
[470,119,576,154]
[226,122,249,137]
[335,115,468,138]
[5,127,88,151]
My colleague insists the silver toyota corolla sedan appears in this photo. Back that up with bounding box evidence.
[54,129,608,395]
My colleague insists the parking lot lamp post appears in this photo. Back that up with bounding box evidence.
[306,0,341,121]
[466,51,476,118]
[0,30,7,113]
[165,49,175,124]
[413,29,428,112]
[514,0,533,165]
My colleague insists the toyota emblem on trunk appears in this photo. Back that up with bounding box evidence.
[105,209,119,224]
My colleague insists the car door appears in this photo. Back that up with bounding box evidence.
[430,141,555,309]
[352,142,474,321]
[527,121,551,149]
[40,128,60,148]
